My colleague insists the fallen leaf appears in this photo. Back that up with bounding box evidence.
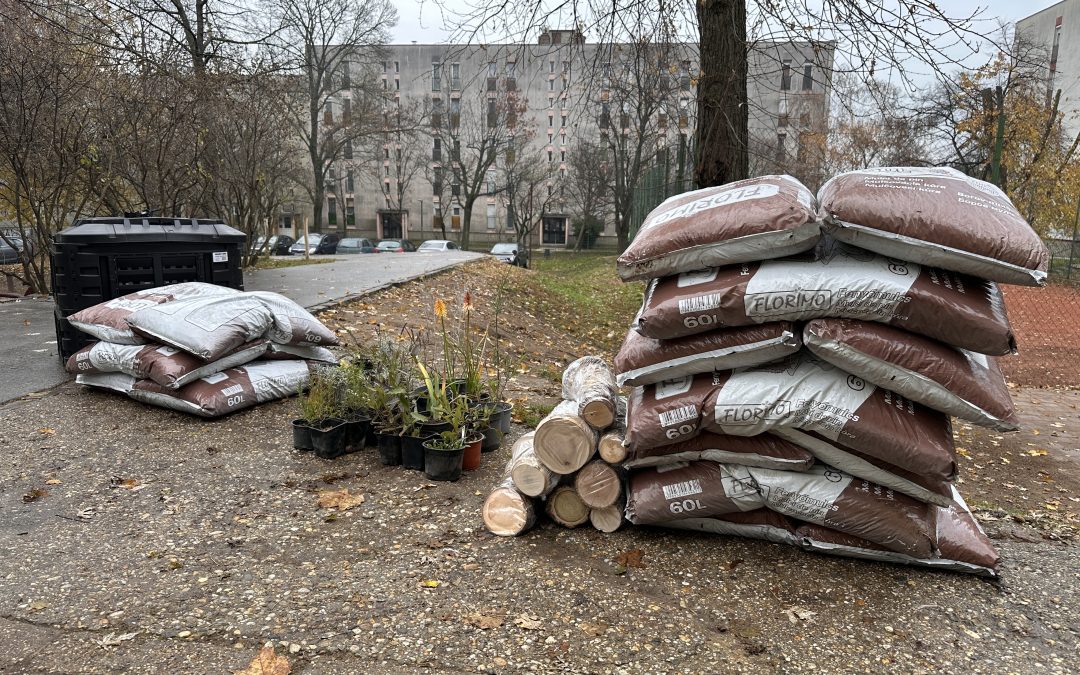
[955,447,971,458]
[28,600,48,611]
[77,507,94,520]
[513,614,543,630]
[962,628,981,640]
[93,631,139,650]
[463,612,504,630]
[22,488,48,503]
[616,549,645,568]
[420,579,441,588]
[1024,449,1048,457]
[784,606,817,624]
[315,489,365,511]
[37,427,55,435]
[45,478,61,485]
[233,645,291,675]
[580,621,608,636]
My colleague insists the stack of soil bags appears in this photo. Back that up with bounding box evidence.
[613,168,1049,577]
[66,282,338,417]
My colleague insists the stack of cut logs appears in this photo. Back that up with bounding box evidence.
[482,356,627,536]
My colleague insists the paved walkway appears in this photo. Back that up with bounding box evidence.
[0,252,483,403]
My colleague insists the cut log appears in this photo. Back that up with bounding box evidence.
[533,400,599,474]
[483,477,537,536]
[589,497,625,533]
[562,356,618,430]
[597,397,628,463]
[545,485,590,528]
[508,432,559,497]
[573,459,626,509]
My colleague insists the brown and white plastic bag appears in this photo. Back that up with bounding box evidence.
[130,360,310,417]
[622,431,815,472]
[66,339,269,389]
[617,175,820,281]
[625,461,763,525]
[126,295,273,361]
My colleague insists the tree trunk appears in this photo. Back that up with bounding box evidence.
[589,498,625,533]
[482,477,537,536]
[545,485,590,528]
[508,432,559,498]
[461,199,474,250]
[533,400,599,475]
[695,0,748,188]
[561,356,618,430]
[573,459,626,509]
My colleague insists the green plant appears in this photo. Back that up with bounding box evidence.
[425,429,468,451]
[363,330,418,432]
[298,367,344,423]
[517,401,553,428]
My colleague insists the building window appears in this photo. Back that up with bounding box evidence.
[433,167,442,195]
[487,99,497,128]
[395,78,400,91]
[327,197,337,225]
[548,79,555,92]
[323,100,333,125]
[487,62,497,91]
[600,102,610,129]
[431,62,441,91]
[560,150,565,162]
[547,133,553,143]
[384,164,390,176]
[344,140,353,160]
[342,98,351,124]
[506,202,515,229]
[776,133,786,163]
[394,61,399,72]
[345,197,355,225]
[431,98,443,127]
[802,63,813,91]
[346,170,354,193]
[433,138,441,162]
[452,139,460,161]
[549,60,555,73]
[383,181,391,193]
[452,181,460,197]
[780,60,791,90]
[681,60,691,91]
[562,60,570,73]
[547,149,553,162]
[778,99,789,127]
[548,114,554,127]
[341,61,351,88]
[561,114,567,127]
[450,98,460,127]
[487,203,496,229]
[506,61,516,90]
[450,62,460,90]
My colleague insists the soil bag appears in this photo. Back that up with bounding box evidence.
[126,295,273,361]
[658,509,800,547]
[625,354,956,481]
[130,360,310,417]
[622,431,815,472]
[66,339,269,389]
[803,318,1018,431]
[614,322,800,387]
[747,464,934,558]
[248,291,340,346]
[264,343,339,363]
[66,282,239,344]
[625,461,763,525]
[818,166,1048,286]
[633,241,1015,355]
[617,175,820,281]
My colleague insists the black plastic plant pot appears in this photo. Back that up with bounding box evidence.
[416,420,452,439]
[423,441,464,482]
[310,418,348,460]
[291,419,314,451]
[344,415,371,453]
[491,401,514,434]
[400,434,427,470]
[479,424,503,453]
[375,432,402,466]
[364,423,379,448]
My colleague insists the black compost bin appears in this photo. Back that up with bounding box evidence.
[51,216,247,360]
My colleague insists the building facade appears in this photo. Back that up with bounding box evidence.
[279,31,833,250]
[1017,0,1080,141]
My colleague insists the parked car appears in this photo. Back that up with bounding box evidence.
[490,242,527,267]
[376,239,416,253]
[290,233,341,255]
[0,235,30,264]
[250,234,295,257]
[417,239,461,252]
[336,237,380,254]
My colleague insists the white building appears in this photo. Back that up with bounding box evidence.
[1017,0,1080,140]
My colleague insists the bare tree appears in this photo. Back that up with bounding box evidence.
[268,0,397,235]
[0,3,102,293]
[565,138,612,250]
[432,91,525,249]
[502,140,558,263]
[435,0,993,191]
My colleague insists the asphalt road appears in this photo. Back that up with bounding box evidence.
[0,252,484,404]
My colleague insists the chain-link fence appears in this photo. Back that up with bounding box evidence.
[1001,277,1080,388]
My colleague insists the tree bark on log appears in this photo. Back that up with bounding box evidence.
[508,431,559,498]
[589,497,625,533]
[573,459,626,509]
[561,356,618,430]
[482,477,537,536]
[533,400,599,475]
[545,485,590,528]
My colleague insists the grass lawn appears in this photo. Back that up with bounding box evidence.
[250,256,335,270]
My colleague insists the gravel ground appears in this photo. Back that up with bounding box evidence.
[1,382,1078,674]
[2,261,1078,674]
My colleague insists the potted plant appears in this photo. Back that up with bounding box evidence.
[364,332,418,466]
[340,360,374,452]
[422,430,467,481]
[297,368,348,460]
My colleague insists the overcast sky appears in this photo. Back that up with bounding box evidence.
[390,0,1065,46]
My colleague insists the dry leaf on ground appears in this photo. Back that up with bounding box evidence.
[316,489,365,511]
[616,549,645,568]
[22,487,47,503]
[233,645,290,675]
[514,614,543,630]
[580,621,609,636]
[464,612,504,630]
[784,606,817,623]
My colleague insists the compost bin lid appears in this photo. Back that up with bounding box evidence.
[55,217,246,244]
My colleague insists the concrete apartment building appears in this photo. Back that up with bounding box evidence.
[1017,0,1080,141]
[281,30,833,250]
